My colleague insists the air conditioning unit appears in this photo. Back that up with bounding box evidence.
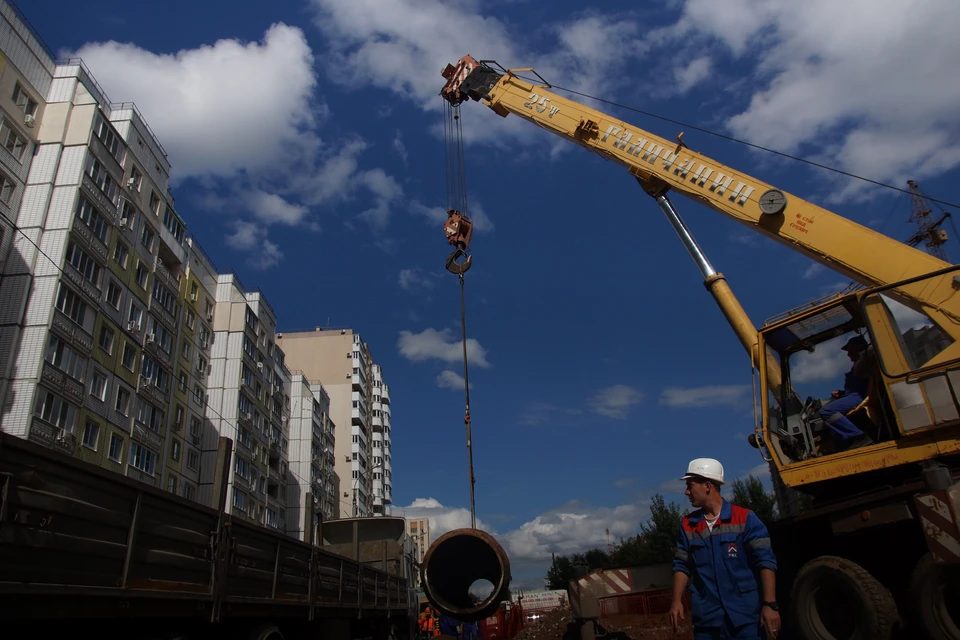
[146,333,156,344]
[206,311,214,321]
[119,217,129,228]
[141,378,153,388]
[24,113,35,128]
[345,373,351,379]
[125,177,137,189]
[256,362,263,372]
[189,292,198,301]
[127,320,137,331]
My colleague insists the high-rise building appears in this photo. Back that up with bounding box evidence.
[0,2,335,537]
[276,328,393,518]
[0,8,199,498]
[287,372,338,537]
[407,517,431,587]
[204,274,292,531]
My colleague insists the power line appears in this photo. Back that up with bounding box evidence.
[514,76,960,211]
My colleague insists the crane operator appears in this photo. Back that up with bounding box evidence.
[818,335,875,451]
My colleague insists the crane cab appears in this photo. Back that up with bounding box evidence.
[756,266,960,495]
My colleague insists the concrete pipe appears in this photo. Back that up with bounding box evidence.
[420,528,512,622]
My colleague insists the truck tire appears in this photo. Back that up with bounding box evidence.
[908,552,960,640]
[789,555,898,640]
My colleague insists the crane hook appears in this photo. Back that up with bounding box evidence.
[444,209,474,274]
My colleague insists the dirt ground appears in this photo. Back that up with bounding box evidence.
[510,607,693,640]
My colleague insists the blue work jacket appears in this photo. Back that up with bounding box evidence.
[672,499,777,630]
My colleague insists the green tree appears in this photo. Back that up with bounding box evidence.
[638,494,684,563]
[731,474,777,524]
[609,534,648,567]
[545,554,578,590]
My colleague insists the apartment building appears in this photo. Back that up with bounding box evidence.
[0,6,206,501]
[370,363,393,512]
[287,373,338,538]
[204,274,293,531]
[276,328,393,518]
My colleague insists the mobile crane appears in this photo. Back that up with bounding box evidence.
[438,55,960,640]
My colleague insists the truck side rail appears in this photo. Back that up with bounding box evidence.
[0,433,407,620]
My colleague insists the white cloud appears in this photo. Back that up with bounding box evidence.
[658,478,687,495]
[673,56,711,93]
[659,385,751,408]
[436,370,470,391]
[502,501,648,562]
[803,263,825,280]
[224,221,283,270]
[398,268,435,292]
[410,201,495,233]
[398,327,491,368]
[395,498,493,537]
[518,402,583,426]
[393,130,409,165]
[670,0,960,197]
[587,384,644,419]
[68,24,320,179]
[789,335,850,384]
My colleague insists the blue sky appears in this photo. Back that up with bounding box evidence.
[29,0,960,589]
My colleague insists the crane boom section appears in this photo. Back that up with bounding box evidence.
[442,56,960,360]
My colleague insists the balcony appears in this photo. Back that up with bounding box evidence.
[154,258,181,294]
[268,465,281,484]
[40,362,85,406]
[138,375,167,405]
[126,465,158,487]
[27,419,77,455]
[51,310,93,355]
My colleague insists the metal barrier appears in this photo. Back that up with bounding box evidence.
[599,589,691,617]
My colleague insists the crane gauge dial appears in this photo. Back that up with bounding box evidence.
[759,189,788,215]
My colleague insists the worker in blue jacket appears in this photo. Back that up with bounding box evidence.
[669,458,781,640]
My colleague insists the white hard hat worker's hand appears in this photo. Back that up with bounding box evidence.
[762,606,781,638]
[669,601,684,633]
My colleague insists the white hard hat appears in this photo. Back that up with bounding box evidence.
[681,458,725,485]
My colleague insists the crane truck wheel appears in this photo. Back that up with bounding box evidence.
[907,552,960,640]
[788,555,898,640]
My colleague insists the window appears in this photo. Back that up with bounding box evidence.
[149,191,161,215]
[33,390,77,433]
[92,113,123,162]
[174,404,184,428]
[0,170,13,204]
[177,371,187,392]
[66,243,102,287]
[185,309,196,330]
[241,366,254,388]
[182,483,196,501]
[147,316,173,354]
[163,206,186,244]
[181,341,190,360]
[129,165,142,192]
[192,385,204,405]
[235,456,249,480]
[140,354,169,393]
[120,198,137,230]
[152,280,175,315]
[171,438,181,461]
[84,154,118,203]
[55,283,89,329]
[13,83,37,116]
[186,449,199,471]
[135,261,148,289]
[90,371,106,401]
[121,343,136,371]
[243,335,255,359]
[82,421,99,449]
[129,442,157,476]
[115,388,130,415]
[167,475,177,494]
[1,123,25,161]
[44,334,85,381]
[190,417,201,438]
[106,280,121,309]
[135,397,163,433]
[99,326,114,354]
[232,488,248,513]
[140,224,155,252]
[109,434,123,462]
[199,326,211,349]
[75,197,109,244]
[113,241,128,269]
[127,302,143,330]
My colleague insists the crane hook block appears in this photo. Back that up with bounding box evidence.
[444,209,474,274]
[446,248,472,275]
